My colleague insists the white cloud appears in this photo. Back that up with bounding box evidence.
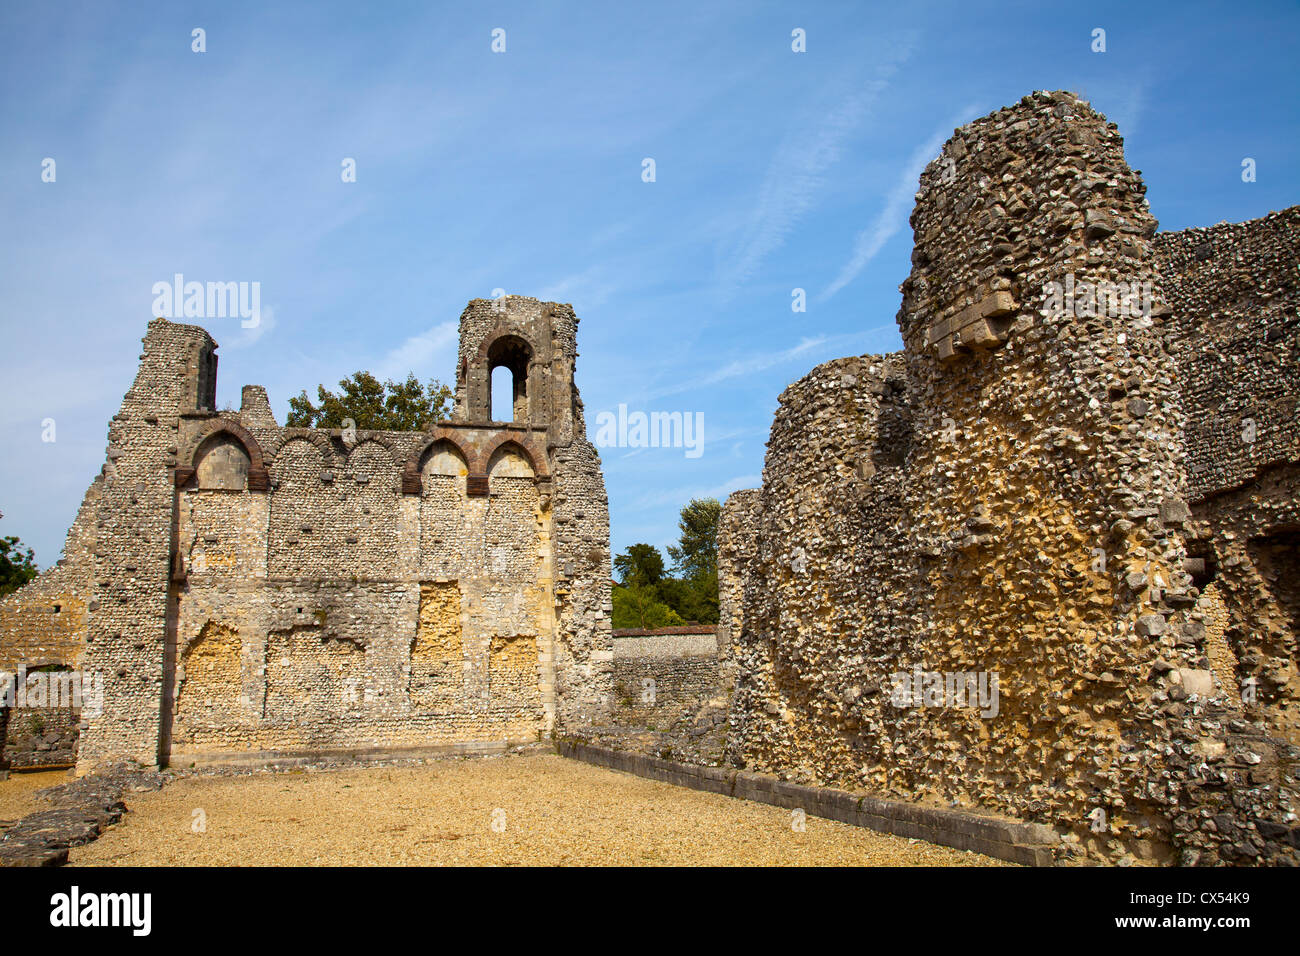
[628,473,762,511]
[715,42,916,298]
[536,266,619,310]
[372,321,459,382]
[820,107,980,301]
[645,328,886,400]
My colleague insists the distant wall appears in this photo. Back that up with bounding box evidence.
[0,296,614,771]
[0,477,101,673]
[611,627,720,725]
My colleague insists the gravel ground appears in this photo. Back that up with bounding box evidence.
[0,770,69,822]
[69,754,1006,866]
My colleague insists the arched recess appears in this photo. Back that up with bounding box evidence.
[176,421,268,491]
[194,434,251,490]
[421,439,470,480]
[263,429,336,473]
[486,440,539,478]
[402,429,473,495]
[479,434,548,478]
[488,335,533,423]
[340,439,400,578]
[344,438,401,494]
[418,439,469,572]
[268,437,328,577]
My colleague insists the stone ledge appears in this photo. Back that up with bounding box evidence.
[0,764,165,867]
[557,741,1060,866]
[166,738,550,771]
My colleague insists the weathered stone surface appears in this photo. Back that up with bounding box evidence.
[718,92,1300,866]
[0,296,613,770]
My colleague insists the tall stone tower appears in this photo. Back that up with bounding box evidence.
[449,296,614,724]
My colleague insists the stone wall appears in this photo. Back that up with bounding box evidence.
[2,705,79,768]
[0,296,613,770]
[1154,210,1300,744]
[721,92,1299,865]
[0,479,100,674]
[611,627,721,727]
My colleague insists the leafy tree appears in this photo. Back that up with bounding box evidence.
[612,536,718,626]
[613,543,666,589]
[286,371,452,431]
[612,584,684,630]
[667,497,721,579]
[0,511,38,597]
[656,572,719,625]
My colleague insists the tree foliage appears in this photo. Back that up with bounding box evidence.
[611,503,721,629]
[666,497,721,579]
[613,543,665,590]
[0,511,38,598]
[612,584,683,630]
[285,371,452,431]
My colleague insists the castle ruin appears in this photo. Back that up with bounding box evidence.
[717,91,1300,865]
[0,296,613,769]
[2,90,1297,867]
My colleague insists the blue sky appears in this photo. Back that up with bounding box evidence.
[1,0,1297,569]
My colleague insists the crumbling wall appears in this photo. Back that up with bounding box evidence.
[2,703,79,768]
[0,477,101,673]
[550,438,614,725]
[167,427,556,761]
[715,490,760,676]
[1155,210,1300,744]
[79,320,219,766]
[0,295,613,770]
[723,92,1299,865]
[410,582,464,710]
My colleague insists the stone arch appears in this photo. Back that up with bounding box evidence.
[480,434,548,477]
[194,434,251,490]
[402,429,473,495]
[344,438,401,494]
[263,429,336,473]
[420,439,470,479]
[268,437,329,577]
[343,431,403,464]
[468,325,538,422]
[487,440,538,478]
[176,420,268,491]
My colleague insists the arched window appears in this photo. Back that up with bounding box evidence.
[486,335,532,423]
[491,367,514,422]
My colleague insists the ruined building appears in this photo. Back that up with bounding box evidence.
[718,92,1300,864]
[0,297,613,769]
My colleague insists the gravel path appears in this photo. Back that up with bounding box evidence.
[70,754,1006,866]
[0,770,69,822]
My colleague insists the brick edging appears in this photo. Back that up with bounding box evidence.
[557,740,1060,866]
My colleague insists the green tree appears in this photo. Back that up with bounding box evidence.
[667,497,721,579]
[612,584,684,630]
[613,543,666,589]
[286,371,452,431]
[655,572,719,625]
[0,511,38,597]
